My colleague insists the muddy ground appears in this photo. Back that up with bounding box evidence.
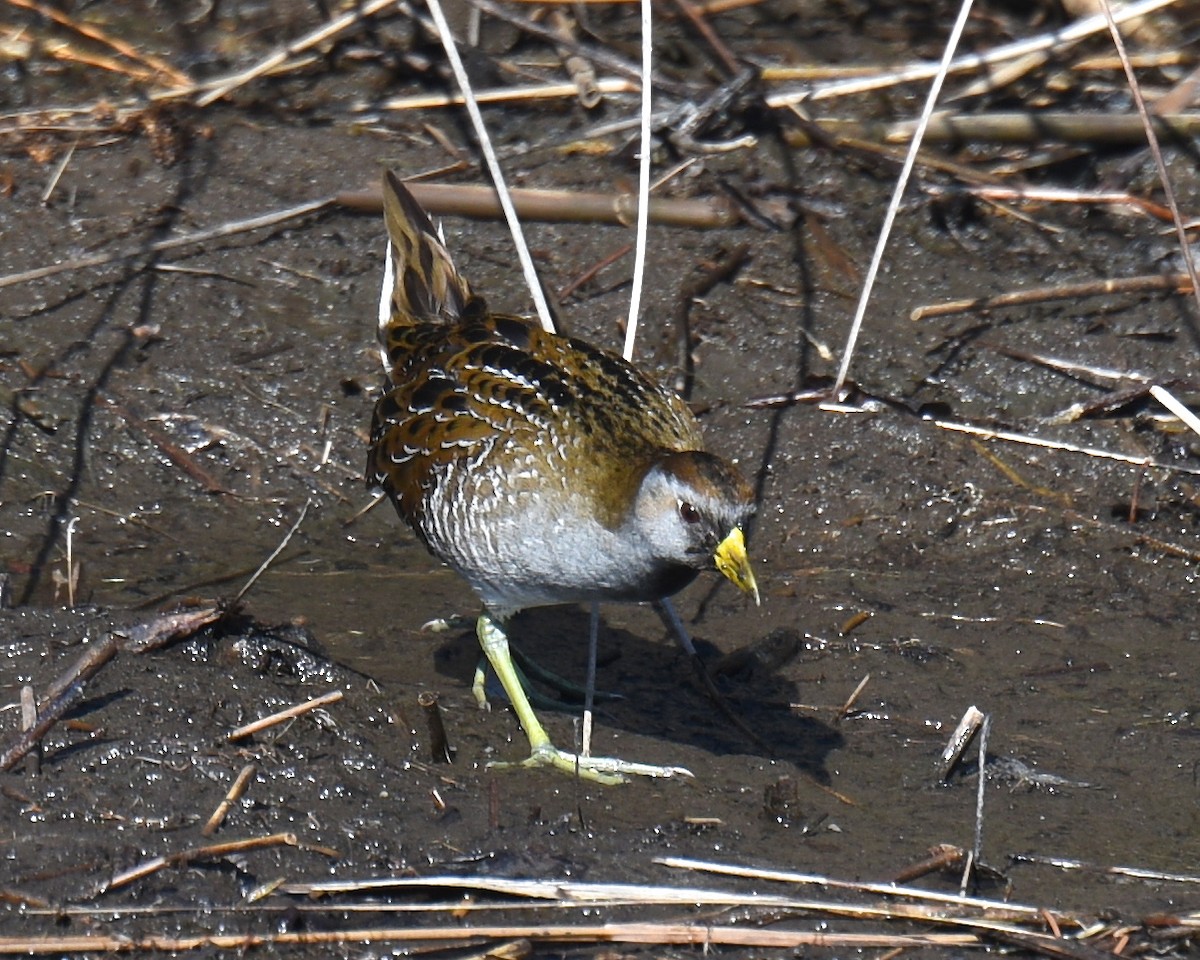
[2,1,1200,956]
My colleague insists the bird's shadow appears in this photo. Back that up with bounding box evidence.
[431,605,841,784]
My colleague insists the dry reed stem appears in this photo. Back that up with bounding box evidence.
[0,197,334,290]
[1096,0,1200,320]
[912,274,1192,321]
[194,0,396,106]
[829,0,974,399]
[36,41,165,85]
[1151,385,1200,439]
[419,0,556,334]
[374,76,638,108]
[766,0,1179,105]
[932,419,1200,476]
[836,674,871,720]
[103,833,299,893]
[0,926,980,954]
[0,605,222,771]
[98,396,231,494]
[201,764,257,836]
[226,690,345,742]
[5,0,192,88]
[337,182,738,228]
[885,112,1200,145]
[658,855,1060,921]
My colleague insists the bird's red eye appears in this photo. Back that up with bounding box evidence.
[678,501,701,524]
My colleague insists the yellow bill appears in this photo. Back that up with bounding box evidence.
[713,527,759,606]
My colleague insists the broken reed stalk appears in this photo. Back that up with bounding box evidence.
[194,0,396,106]
[0,197,334,290]
[18,686,39,776]
[766,0,1178,105]
[225,690,344,742]
[657,855,1052,920]
[372,77,635,111]
[6,0,192,89]
[98,395,231,494]
[1096,0,1200,320]
[879,111,1200,145]
[417,691,454,764]
[968,712,991,894]
[102,833,299,893]
[837,674,871,720]
[620,0,654,361]
[0,925,983,954]
[338,182,738,229]
[0,680,88,773]
[0,605,222,771]
[931,418,1200,477]
[547,11,603,108]
[911,273,1194,320]
[201,763,257,836]
[932,184,1177,223]
[0,187,733,294]
[1151,385,1200,438]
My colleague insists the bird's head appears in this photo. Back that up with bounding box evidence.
[634,450,759,604]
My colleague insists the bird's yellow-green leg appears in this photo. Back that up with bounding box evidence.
[475,613,693,784]
[471,646,622,713]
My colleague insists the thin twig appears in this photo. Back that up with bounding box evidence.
[969,713,990,894]
[234,498,311,603]
[670,0,741,75]
[932,418,1200,476]
[829,0,975,400]
[0,925,981,954]
[911,272,1193,321]
[114,604,224,653]
[194,0,397,106]
[369,77,636,111]
[6,0,192,88]
[0,197,333,290]
[39,138,76,204]
[423,0,555,333]
[0,605,221,771]
[621,0,653,361]
[0,678,89,773]
[99,395,232,495]
[1097,0,1200,319]
[1010,854,1200,885]
[766,0,1179,106]
[837,674,871,720]
[658,856,1052,919]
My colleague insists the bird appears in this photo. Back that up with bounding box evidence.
[367,171,759,784]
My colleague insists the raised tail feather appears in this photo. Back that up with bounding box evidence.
[378,172,477,343]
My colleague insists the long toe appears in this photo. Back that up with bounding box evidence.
[489,744,694,785]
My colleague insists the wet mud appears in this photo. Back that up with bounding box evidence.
[2,1,1199,955]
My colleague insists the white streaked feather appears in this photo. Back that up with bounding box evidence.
[377,238,396,372]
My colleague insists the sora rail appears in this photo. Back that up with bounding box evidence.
[368,172,758,783]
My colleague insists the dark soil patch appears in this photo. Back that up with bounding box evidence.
[3,1,1199,955]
